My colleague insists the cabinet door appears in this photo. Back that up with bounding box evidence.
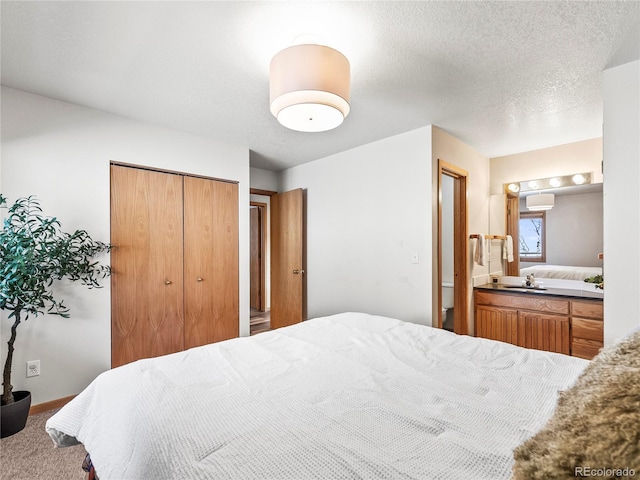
[571,300,603,360]
[183,177,239,348]
[518,312,570,355]
[111,165,185,367]
[572,338,602,360]
[475,305,518,345]
[572,317,604,342]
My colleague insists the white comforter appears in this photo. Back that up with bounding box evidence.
[46,312,587,480]
[520,264,602,281]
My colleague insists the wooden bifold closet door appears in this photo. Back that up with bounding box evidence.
[183,176,239,348]
[111,164,238,368]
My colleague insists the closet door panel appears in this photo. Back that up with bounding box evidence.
[183,177,239,348]
[111,165,185,367]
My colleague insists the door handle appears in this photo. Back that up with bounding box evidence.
[292,269,305,275]
[164,280,172,285]
[196,277,203,282]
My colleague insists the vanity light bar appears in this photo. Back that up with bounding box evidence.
[504,172,592,194]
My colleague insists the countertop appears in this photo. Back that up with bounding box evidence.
[475,283,604,301]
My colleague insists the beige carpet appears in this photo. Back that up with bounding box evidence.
[0,409,86,480]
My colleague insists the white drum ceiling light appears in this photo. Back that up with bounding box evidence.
[526,193,555,211]
[269,43,350,132]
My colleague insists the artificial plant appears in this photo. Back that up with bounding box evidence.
[584,274,604,290]
[0,194,110,405]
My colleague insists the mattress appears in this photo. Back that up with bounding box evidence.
[520,264,602,280]
[46,312,587,480]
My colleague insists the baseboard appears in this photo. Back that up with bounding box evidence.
[29,395,76,415]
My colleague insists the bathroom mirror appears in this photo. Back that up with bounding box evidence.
[488,182,603,280]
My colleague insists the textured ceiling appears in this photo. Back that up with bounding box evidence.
[2,1,639,171]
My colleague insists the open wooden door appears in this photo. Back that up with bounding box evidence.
[270,188,304,329]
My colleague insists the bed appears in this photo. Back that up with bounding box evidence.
[520,264,602,281]
[46,312,588,479]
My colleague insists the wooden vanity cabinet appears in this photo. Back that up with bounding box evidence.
[474,290,570,355]
[519,311,570,355]
[475,305,518,345]
[474,289,603,358]
[571,300,604,359]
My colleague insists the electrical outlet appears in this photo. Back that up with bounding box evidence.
[26,360,40,378]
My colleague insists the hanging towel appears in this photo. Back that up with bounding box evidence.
[474,235,485,266]
[503,235,514,263]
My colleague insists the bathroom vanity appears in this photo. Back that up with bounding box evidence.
[474,284,603,359]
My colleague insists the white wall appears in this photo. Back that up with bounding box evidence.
[280,127,432,325]
[0,87,250,405]
[488,194,507,274]
[250,167,280,192]
[490,138,603,195]
[603,60,640,344]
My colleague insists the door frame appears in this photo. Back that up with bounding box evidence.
[249,188,277,317]
[438,160,469,335]
[250,202,268,311]
[505,192,520,275]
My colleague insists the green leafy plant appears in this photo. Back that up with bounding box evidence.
[584,274,604,290]
[1,194,110,405]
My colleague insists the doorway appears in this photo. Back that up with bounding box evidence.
[250,201,270,335]
[250,202,267,311]
[249,187,305,334]
[438,160,469,335]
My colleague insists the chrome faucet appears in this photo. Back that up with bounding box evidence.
[524,274,536,288]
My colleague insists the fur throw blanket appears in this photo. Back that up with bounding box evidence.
[513,330,640,479]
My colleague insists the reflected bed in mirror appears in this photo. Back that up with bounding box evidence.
[489,182,603,285]
[518,182,603,280]
[520,264,602,281]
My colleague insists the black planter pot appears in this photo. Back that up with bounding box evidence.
[1,391,31,438]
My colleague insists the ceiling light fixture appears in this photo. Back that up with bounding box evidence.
[572,174,586,185]
[269,41,350,132]
[549,177,562,187]
[526,193,555,211]
[506,172,593,194]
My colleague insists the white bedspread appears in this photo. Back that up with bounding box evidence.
[520,264,602,280]
[46,312,587,480]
